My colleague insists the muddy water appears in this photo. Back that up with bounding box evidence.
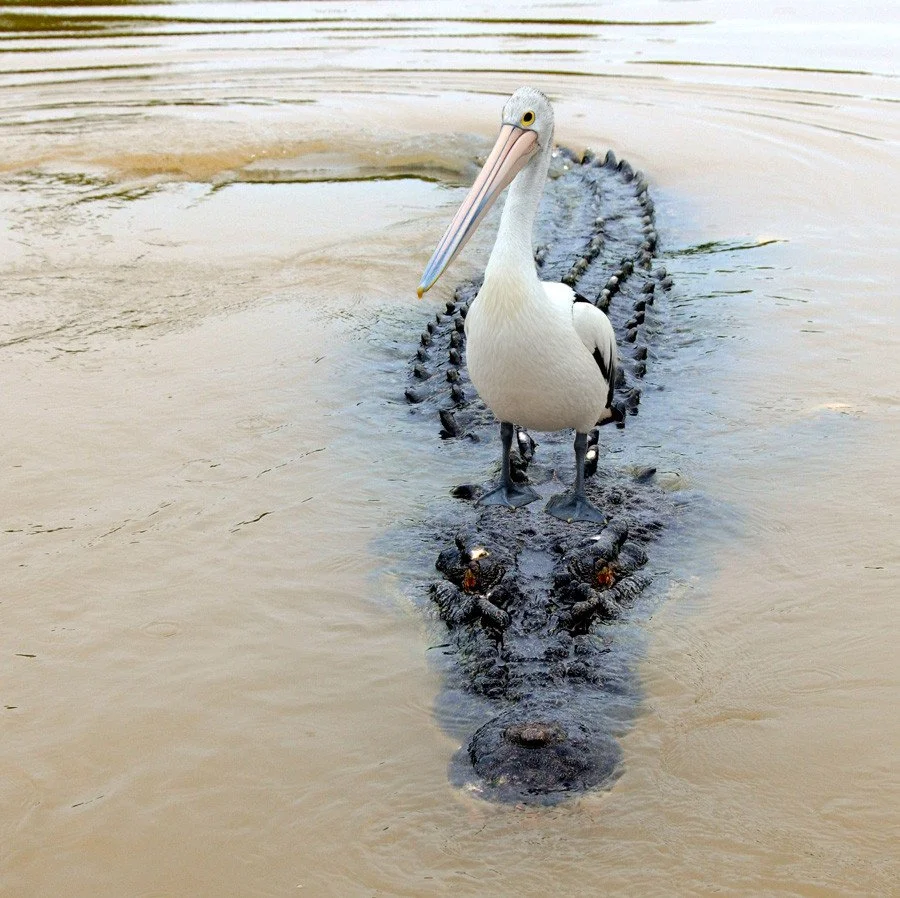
[1,2,897,896]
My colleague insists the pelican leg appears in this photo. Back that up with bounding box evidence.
[546,432,606,524]
[479,422,539,509]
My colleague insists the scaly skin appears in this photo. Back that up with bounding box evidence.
[406,148,676,803]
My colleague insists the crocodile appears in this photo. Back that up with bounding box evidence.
[404,147,676,803]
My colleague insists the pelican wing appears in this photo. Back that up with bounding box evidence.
[571,298,618,414]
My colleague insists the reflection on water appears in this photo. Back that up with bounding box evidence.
[1,1,898,896]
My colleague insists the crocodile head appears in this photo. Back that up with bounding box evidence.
[434,499,658,802]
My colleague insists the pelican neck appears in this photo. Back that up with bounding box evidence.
[483,136,553,293]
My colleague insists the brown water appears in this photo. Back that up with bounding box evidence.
[1,2,898,895]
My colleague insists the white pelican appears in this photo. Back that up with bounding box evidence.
[418,87,618,524]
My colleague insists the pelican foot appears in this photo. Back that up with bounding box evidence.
[545,491,606,525]
[479,481,539,509]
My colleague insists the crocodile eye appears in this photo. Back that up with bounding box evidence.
[521,110,535,127]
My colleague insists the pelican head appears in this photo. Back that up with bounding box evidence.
[418,87,554,297]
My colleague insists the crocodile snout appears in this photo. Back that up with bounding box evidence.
[504,721,566,748]
[468,707,622,801]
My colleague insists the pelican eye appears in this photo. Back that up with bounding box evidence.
[520,110,536,127]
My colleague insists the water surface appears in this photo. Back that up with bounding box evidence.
[1,2,897,895]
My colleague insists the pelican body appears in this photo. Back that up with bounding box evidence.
[418,87,618,523]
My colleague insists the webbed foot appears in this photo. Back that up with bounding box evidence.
[545,490,606,524]
[479,481,539,509]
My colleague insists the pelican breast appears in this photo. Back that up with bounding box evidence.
[465,280,610,433]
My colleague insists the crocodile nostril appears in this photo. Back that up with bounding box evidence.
[504,722,566,748]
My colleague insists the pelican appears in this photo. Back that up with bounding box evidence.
[418,87,619,524]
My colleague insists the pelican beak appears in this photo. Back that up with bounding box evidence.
[417,123,538,297]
